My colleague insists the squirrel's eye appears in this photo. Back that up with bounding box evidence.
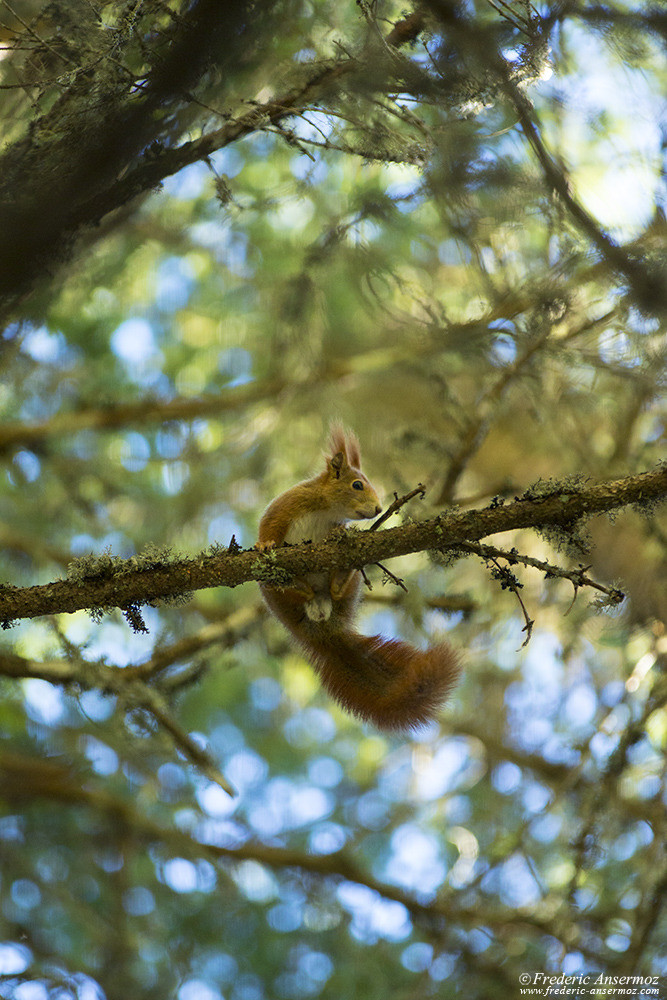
[352,480,364,490]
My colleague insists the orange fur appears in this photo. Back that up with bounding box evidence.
[258,427,460,730]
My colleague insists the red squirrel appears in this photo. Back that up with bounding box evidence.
[257,426,460,730]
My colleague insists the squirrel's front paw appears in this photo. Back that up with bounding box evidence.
[305,596,332,622]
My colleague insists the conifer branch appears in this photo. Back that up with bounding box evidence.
[0,465,664,625]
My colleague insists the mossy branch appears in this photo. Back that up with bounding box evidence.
[0,465,664,625]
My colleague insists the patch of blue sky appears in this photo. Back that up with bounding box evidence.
[154,256,197,311]
[438,238,472,266]
[362,606,401,640]
[530,811,562,844]
[520,629,564,700]
[123,886,155,918]
[522,779,551,814]
[627,308,660,335]
[162,857,202,893]
[386,823,446,894]
[283,707,336,748]
[307,755,343,788]
[80,735,119,776]
[308,822,347,855]
[23,679,64,725]
[78,689,116,722]
[20,325,76,366]
[610,822,653,862]
[266,195,315,233]
[119,431,150,472]
[430,953,457,982]
[490,330,517,365]
[246,777,333,838]
[18,390,64,422]
[492,760,522,794]
[11,879,41,910]
[290,153,328,183]
[295,950,334,987]
[267,899,303,933]
[249,676,283,713]
[589,728,620,767]
[210,146,244,178]
[162,160,210,200]
[597,327,641,368]
[443,793,472,825]
[196,781,237,818]
[293,47,317,63]
[224,748,268,793]
[0,815,23,843]
[156,423,187,458]
[12,983,49,1000]
[0,943,31,976]
[178,980,222,1000]
[218,346,253,386]
[563,681,598,728]
[111,317,150,361]
[345,217,384,244]
[402,942,433,974]
[386,168,423,207]
[355,790,389,830]
[12,449,41,483]
[538,25,664,237]
[162,460,190,495]
[207,513,246,547]
[337,882,411,943]
[600,679,625,707]
[291,110,334,144]
[496,852,542,907]
[191,222,251,274]
[232,860,279,904]
[69,532,123,556]
[210,718,245,755]
[412,736,482,800]
[70,608,159,666]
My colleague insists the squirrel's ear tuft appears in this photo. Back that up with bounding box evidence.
[328,423,362,469]
[345,432,361,469]
[329,451,345,478]
[328,423,346,458]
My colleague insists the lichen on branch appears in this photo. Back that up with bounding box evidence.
[0,465,664,626]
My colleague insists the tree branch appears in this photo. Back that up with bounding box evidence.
[0,465,664,624]
[0,377,287,454]
[0,750,606,944]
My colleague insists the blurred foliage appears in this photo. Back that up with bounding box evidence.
[0,1,666,999]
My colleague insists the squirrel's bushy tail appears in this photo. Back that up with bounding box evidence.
[293,629,460,731]
[260,583,460,730]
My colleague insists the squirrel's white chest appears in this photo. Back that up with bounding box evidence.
[284,510,340,544]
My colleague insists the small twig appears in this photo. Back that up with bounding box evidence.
[456,541,625,607]
[370,483,426,530]
[1,0,76,65]
[457,541,534,646]
[375,562,408,593]
[490,555,534,647]
[368,485,427,593]
[142,689,236,797]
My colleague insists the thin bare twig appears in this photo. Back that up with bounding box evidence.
[370,484,427,530]
[455,540,625,608]
[375,562,408,593]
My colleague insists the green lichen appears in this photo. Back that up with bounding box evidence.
[67,543,177,584]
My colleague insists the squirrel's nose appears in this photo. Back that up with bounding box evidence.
[374,504,382,515]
